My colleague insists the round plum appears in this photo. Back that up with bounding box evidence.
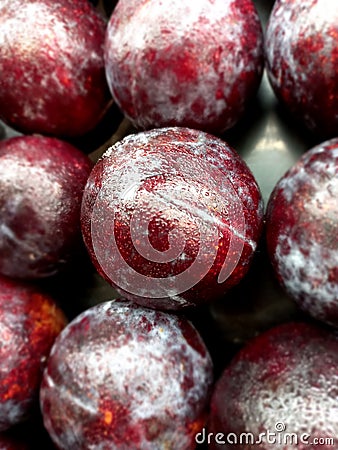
[104,0,264,134]
[81,127,264,310]
[208,321,338,449]
[0,275,67,431]
[265,0,338,138]
[266,138,338,326]
[0,0,111,137]
[40,299,213,450]
[0,135,93,279]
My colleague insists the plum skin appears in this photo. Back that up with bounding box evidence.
[40,299,213,450]
[81,127,264,311]
[265,0,338,138]
[0,135,93,279]
[0,0,112,138]
[266,138,338,326]
[0,275,67,432]
[104,0,263,134]
[208,321,338,450]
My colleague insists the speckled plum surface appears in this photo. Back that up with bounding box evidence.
[0,0,111,137]
[40,299,213,450]
[0,135,93,279]
[209,321,338,449]
[104,0,263,134]
[81,127,264,310]
[266,138,338,326]
[0,275,66,432]
[265,0,338,138]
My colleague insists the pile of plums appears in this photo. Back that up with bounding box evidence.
[0,0,337,448]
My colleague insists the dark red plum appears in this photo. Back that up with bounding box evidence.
[265,0,338,138]
[0,0,111,137]
[208,322,338,449]
[104,0,263,134]
[81,127,264,310]
[266,138,338,326]
[40,299,213,450]
[0,275,67,431]
[0,135,93,279]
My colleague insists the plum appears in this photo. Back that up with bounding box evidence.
[81,127,264,310]
[265,0,338,138]
[208,321,338,449]
[0,0,111,137]
[266,138,338,326]
[40,299,213,449]
[0,135,93,279]
[0,275,67,431]
[104,0,264,134]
